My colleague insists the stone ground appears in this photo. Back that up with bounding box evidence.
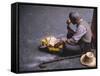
[19,47,96,72]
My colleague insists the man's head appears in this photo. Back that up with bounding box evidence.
[69,12,81,25]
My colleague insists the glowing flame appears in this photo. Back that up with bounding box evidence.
[46,36,59,46]
[40,36,63,51]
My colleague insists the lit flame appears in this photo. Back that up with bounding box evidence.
[45,36,59,46]
[41,36,63,51]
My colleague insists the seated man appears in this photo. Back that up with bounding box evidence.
[60,12,92,53]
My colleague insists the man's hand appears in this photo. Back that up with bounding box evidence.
[54,42,62,48]
[54,39,65,48]
[61,37,67,43]
[66,19,71,25]
[66,19,76,34]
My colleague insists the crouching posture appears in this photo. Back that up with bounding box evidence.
[59,12,92,53]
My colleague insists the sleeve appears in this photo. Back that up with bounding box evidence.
[67,25,87,44]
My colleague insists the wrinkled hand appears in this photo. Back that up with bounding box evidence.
[61,37,67,42]
[66,19,71,25]
[54,38,67,47]
[54,41,64,48]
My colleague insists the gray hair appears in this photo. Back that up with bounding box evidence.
[69,12,81,20]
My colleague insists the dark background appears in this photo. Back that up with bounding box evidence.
[19,4,94,71]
